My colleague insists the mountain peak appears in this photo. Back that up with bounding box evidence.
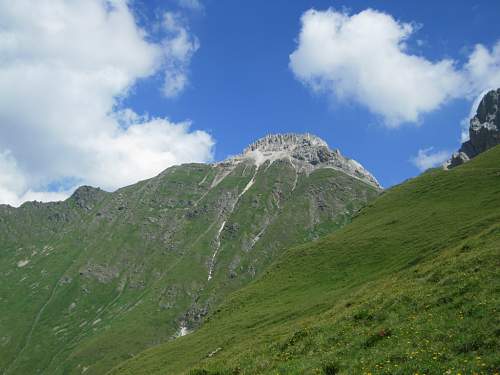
[447,88,500,168]
[69,185,107,210]
[243,133,328,154]
[226,133,381,188]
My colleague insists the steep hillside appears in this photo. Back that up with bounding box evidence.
[0,134,379,374]
[110,145,500,375]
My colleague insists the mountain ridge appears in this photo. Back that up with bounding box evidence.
[0,133,379,374]
[2,133,380,209]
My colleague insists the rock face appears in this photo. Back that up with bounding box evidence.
[447,88,500,168]
[226,133,381,188]
[69,185,108,210]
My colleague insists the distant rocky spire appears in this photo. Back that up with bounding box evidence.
[446,88,500,168]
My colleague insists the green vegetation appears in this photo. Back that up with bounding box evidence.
[0,158,377,374]
[110,146,500,375]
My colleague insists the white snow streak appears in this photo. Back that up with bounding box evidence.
[238,165,259,199]
[17,259,30,268]
[207,165,260,281]
[207,220,226,281]
[249,226,267,250]
[289,157,299,192]
[175,324,190,337]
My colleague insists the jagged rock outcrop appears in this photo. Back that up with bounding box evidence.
[447,88,500,168]
[69,185,108,210]
[224,133,381,188]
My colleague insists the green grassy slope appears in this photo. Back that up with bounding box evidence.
[0,159,378,374]
[110,146,500,375]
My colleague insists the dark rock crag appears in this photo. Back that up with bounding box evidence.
[447,88,500,168]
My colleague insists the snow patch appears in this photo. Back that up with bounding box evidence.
[175,324,190,337]
[289,158,299,192]
[17,259,29,268]
[238,165,259,199]
[208,221,226,281]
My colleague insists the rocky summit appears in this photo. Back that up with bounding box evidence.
[447,88,500,168]
[226,133,381,188]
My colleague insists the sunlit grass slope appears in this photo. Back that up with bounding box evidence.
[110,146,500,375]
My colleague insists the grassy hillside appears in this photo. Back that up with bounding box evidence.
[0,158,378,374]
[110,146,500,375]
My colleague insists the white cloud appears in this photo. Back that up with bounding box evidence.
[0,151,71,206]
[0,0,213,206]
[411,148,451,171]
[289,8,500,127]
[161,12,200,97]
[458,42,500,142]
[465,42,500,94]
[177,0,203,12]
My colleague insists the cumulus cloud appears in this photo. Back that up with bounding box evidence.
[411,148,451,171]
[161,12,200,97]
[465,42,500,94]
[290,8,500,127]
[458,42,500,141]
[0,0,212,206]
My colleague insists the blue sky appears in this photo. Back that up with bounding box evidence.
[128,0,500,187]
[0,0,499,205]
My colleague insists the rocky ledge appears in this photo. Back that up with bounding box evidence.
[224,133,381,188]
[447,88,500,168]
[69,185,108,210]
